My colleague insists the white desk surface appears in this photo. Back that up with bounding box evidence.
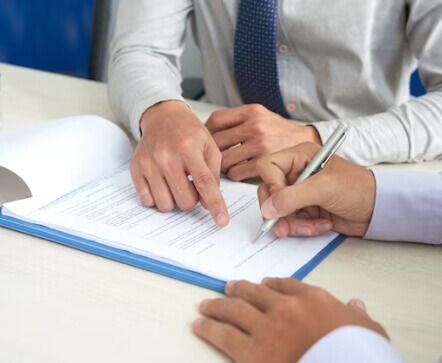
[0,63,441,363]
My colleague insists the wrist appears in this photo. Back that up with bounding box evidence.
[306,126,322,145]
[140,100,190,135]
[291,124,323,145]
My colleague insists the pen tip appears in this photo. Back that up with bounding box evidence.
[252,230,266,244]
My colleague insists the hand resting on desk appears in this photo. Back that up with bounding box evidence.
[193,278,388,363]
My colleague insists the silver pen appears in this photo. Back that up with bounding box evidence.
[252,123,348,244]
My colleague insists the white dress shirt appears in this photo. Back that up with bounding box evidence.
[109,0,442,166]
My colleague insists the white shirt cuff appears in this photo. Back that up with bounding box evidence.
[299,326,402,363]
[365,169,442,244]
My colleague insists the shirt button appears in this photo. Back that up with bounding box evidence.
[286,103,296,112]
[278,44,289,54]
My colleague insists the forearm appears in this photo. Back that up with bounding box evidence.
[109,52,185,140]
[311,89,442,166]
[108,0,192,140]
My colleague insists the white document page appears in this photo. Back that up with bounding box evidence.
[0,116,133,213]
[4,164,338,283]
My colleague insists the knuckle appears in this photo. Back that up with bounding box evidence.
[251,120,266,135]
[177,138,195,156]
[157,201,175,213]
[207,111,222,128]
[267,277,282,291]
[194,173,217,191]
[227,167,241,181]
[310,286,331,301]
[272,297,293,317]
[139,155,154,175]
[248,103,265,114]
[141,197,155,208]
[141,199,153,208]
[256,139,271,153]
[152,145,170,166]
[177,196,198,211]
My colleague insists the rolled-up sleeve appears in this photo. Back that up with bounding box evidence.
[108,0,193,140]
[311,1,442,166]
[365,169,442,244]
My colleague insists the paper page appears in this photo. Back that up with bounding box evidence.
[0,167,32,205]
[4,163,338,283]
[0,116,133,213]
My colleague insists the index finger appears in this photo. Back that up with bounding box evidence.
[187,154,229,227]
[256,143,320,192]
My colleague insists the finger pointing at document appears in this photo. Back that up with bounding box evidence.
[130,100,229,227]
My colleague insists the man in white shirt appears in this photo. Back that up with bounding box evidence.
[192,142,442,362]
[109,0,442,227]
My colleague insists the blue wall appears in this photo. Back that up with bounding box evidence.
[0,0,94,78]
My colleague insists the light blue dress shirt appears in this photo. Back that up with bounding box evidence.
[366,170,442,245]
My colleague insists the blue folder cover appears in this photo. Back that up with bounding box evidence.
[0,209,347,292]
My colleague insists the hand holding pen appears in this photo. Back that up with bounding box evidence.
[252,123,375,243]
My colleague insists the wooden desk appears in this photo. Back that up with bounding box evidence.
[0,63,441,363]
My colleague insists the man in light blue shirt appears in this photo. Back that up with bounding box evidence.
[192,142,441,362]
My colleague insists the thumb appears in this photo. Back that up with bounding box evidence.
[261,178,323,219]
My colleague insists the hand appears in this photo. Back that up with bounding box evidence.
[256,142,376,238]
[193,278,388,363]
[130,101,229,227]
[205,104,321,181]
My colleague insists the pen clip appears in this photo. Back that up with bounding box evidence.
[320,133,346,169]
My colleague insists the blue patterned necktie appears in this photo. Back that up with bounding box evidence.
[234,0,291,119]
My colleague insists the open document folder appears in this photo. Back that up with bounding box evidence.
[0,116,346,291]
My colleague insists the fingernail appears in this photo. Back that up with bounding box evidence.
[225,280,236,294]
[192,318,205,332]
[318,221,332,233]
[216,213,228,227]
[261,199,278,218]
[352,298,367,311]
[296,226,313,236]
